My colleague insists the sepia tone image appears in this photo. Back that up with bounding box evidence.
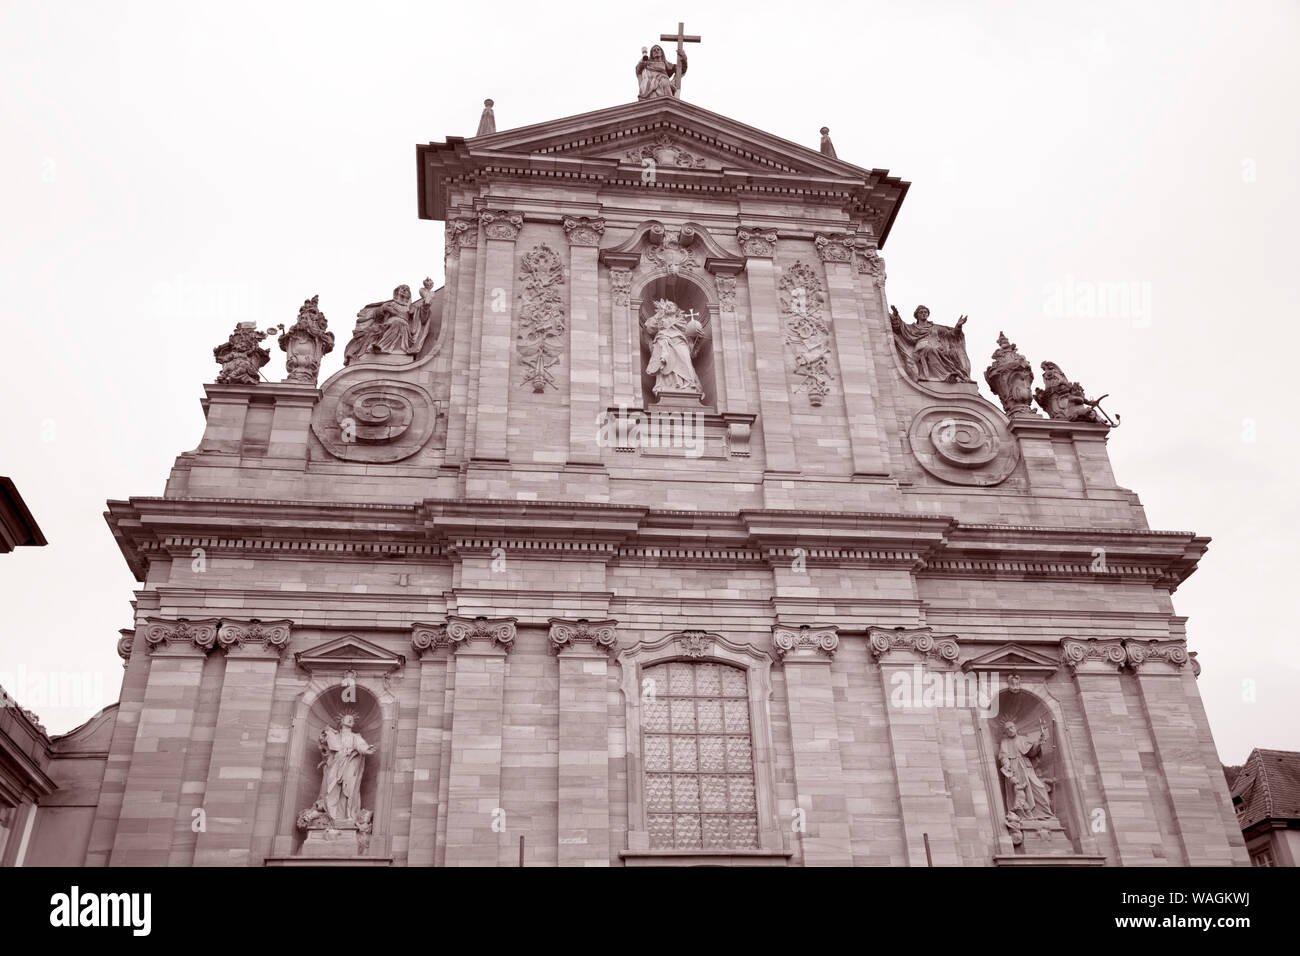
[1,1,1296,882]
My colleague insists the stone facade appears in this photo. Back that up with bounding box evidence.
[13,95,1246,866]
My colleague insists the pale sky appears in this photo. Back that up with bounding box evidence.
[1,0,1296,764]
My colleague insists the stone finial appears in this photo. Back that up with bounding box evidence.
[819,126,837,159]
[1034,361,1120,426]
[983,331,1037,417]
[278,296,335,385]
[213,321,284,385]
[476,98,496,136]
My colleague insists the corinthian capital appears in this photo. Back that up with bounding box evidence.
[479,209,524,241]
[561,216,606,247]
[813,232,855,263]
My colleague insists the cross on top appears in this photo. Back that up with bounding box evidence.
[659,22,700,61]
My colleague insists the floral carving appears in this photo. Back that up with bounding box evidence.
[856,250,886,289]
[624,133,706,169]
[548,618,618,655]
[517,244,567,392]
[676,631,714,658]
[715,274,737,313]
[278,296,335,385]
[610,268,633,307]
[814,233,855,264]
[479,209,523,241]
[213,322,284,385]
[562,216,606,247]
[445,218,477,259]
[737,227,777,258]
[778,261,834,406]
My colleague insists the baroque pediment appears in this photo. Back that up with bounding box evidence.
[959,642,1059,675]
[417,98,908,241]
[294,634,406,675]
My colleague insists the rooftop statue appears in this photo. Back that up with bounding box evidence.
[344,279,436,366]
[1034,360,1120,426]
[637,24,699,100]
[983,331,1036,416]
[213,321,284,385]
[278,295,334,385]
[890,304,973,384]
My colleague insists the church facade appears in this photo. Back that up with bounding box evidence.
[14,77,1247,866]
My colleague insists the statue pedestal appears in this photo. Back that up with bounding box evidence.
[651,389,705,408]
[298,824,370,858]
[1013,817,1073,856]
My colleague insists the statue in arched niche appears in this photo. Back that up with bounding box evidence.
[998,719,1056,823]
[643,298,705,398]
[297,709,377,832]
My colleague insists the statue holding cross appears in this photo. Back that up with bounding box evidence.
[637,22,700,100]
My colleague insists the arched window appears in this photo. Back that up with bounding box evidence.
[641,661,758,850]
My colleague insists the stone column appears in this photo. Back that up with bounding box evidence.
[815,233,889,476]
[1126,641,1240,865]
[445,216,479,461]
[868,627,963,866]
[738,228,798,474]
[471,210,523,462]
[550,618,617,866]
[563,217,606,464]
[109,618,218,867]
[193,619,291,866]
[601,252,640,409]
[772,625,853,865]
[408,623,452,867]
[442,615,516,867]
[1061,638,1165,864]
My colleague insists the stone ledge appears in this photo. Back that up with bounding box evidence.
[992,854,1107,867]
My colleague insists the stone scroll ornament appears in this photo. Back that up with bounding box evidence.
[779,261,835,405]
[1034,361,1121,426]
[890,305,973,384]
[278,296,335,385]
[983,331,1036,417]
[344,280,437,366]
[213,321,284,384]
[517,244,567,392]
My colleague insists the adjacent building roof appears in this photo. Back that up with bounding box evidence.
[1231,748,1300,830]
[0,477,47,552]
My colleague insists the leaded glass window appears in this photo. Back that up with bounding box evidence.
[641,661,758,850]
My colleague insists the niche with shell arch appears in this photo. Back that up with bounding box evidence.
[635,273,718,410]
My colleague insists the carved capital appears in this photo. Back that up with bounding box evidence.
[813,233,855,263]
[116,629,134,664]
[855,250,886,289]
[143,617,220,656]
[410,623,449,657]
[1060,638,1127,674]
[445,217,478,258]
[446,615,517,654]
[737,227,777,258]
[217,618,292,657]
[867,626,959,666]
[548,617,618,656]
[561,216,606,247]
[1125,639,1191,675]
[478,209,524,241]
[772,624,839,662]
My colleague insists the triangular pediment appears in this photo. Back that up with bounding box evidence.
[960,642,1060,674]
[417,97,909,240]
[294,634,406,674]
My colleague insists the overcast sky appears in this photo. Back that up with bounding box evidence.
[1,0,1296,763]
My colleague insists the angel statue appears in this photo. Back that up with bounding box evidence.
[644,299,704,397]
[637,44,686,100]
[890,304,973,384]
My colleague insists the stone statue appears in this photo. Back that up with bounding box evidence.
[644,299,704,398]
[983,331,1036,416]
[1034,360,1120,426]
[315,711,376,826]
[998,720,1056,822]
[213,321,283,384]
[343,280,436,366]
[637,44,686,99]
[819,126,837,159]
[890,305,973,383]
[476,98,496,136]
[278,296,335,385]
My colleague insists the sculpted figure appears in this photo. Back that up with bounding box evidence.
[344,280,436,365]
[983,331,1035,416]
[998,720,1056,821]
[213,321,283,384]
[316,712,376,825]
[278,296,335,385]
[644,299,704,396]
[890,305,973,383]
[1034,360,1119,426]
[637,44,686,99]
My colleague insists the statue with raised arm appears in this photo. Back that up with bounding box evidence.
[644,299,704,397]
[343,281,436,365]
[637,44,686,99]
[890,304,973,383]
[317,711,377,826]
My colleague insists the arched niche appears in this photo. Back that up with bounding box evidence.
[984,687,1082,855]
[635,273,718,410]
